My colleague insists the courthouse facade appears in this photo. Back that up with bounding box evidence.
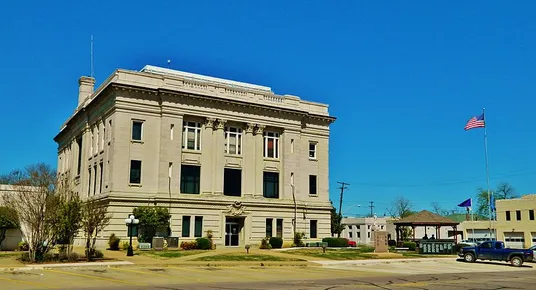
[54,65,335,247]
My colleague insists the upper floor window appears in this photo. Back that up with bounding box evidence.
[225,127,242,155]
[309,142,317,159]
[132,120,143,141]
[129,160,142,184]
[506,211,511,221]
[516,210,521,221]
[263,132,279,158]
[530,210,535,221]
[183,121,201,150]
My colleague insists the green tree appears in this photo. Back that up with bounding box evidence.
[476,182,517,217]
[0,207,19,250]
[82,199,111,261]
[50,179,83,254]
[132,206,171,243]
[330,203,343,237]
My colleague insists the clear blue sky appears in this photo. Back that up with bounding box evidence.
[1,1,535,216]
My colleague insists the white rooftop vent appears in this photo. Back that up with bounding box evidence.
[140,65,272,92]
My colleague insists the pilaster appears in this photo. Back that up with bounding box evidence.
[243,123,256,197]
[254,125,265,197]
[200,117,215,195]
[212,119,226,195]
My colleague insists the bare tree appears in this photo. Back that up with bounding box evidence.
[476,182,517,216]
[50,179,83,255]
[387,196,414,218]
[0,169,26,184]
[2,163,59,262]
[431,202,448,216]
[82,199,111,261]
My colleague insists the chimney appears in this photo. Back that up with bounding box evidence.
[78,76,95,106]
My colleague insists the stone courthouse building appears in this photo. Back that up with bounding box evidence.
[54,65,335,247]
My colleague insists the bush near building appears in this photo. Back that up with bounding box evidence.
[259,237,272,249]
[322,237,349,247]
[108,233,121,250]
[402,241,417,251]
[269,237,283,249]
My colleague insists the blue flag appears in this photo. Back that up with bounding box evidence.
[458,198,472,207]
[490,195,496,212]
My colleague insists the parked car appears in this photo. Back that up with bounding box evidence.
[529,245,536,262]
[459,240,534,267]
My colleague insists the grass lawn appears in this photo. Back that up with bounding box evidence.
[192,253,304,262]
[137,249,208,259]
[285,249,378,260]
[0,252,23,259]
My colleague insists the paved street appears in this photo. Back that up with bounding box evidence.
[0,259,533,289]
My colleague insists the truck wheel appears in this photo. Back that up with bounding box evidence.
[510,256,523,267]
[464,253,475,263]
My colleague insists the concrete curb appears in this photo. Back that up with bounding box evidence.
[0,261,134,271]
[314,257,456,266]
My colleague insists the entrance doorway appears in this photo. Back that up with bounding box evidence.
[225,217,244,247]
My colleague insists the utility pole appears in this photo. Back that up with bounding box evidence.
[369,201,375,217]
[337,182,349,238]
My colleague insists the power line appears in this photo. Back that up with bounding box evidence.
[347,169,536,188]
[369,201,375,217]
[337,181,349,238]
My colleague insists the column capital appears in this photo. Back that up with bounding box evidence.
[205,117,216,128]
[254,124,265,135]
[216,119,227,130]
[245,123,255,134]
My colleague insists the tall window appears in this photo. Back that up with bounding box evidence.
[506,211,511,221]
[132,121,143,141]
[183,121,201,150]
[276,219,283,238]
[516,210,521,221]
[182,216,191,237]
[224,168,242,196]
[310,220,318,238]
[181,165,200,194]
[93,165,97,195]
[102,124,105,151]
[94,127,99,155]
[530,210,534,221]
[266,218,273,238]
[194,216,203,237]
[99,162,104,193]
[263,172,279,198]
[87,168,91,197]
[309,175,317,195]
[263,132,279,158]
[170,124,175,140]
[225,127,242,155]
[76,136,83,175]
[129,160,142,184]
[309,142,317,159]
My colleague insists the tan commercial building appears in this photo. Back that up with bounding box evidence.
[461,194,536,248]
[54,65,335,247]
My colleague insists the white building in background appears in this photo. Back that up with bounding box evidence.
[342,217,387,245]
[53,65,336,247]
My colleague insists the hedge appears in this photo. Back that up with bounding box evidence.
[402,241,416,251]
[322,237,349,247]
[269,237,283,249]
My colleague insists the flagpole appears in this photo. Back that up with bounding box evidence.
[483,108,493,239]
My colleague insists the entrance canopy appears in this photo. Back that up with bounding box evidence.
[393,210,460,242]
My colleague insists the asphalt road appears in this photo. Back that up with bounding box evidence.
[0,259,534,290]
[67,270,536,290]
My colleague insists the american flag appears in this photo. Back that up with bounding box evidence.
[464,113,485,131]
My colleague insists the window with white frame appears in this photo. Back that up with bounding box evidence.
[225,127,242,155]
[183,121,201,150]
[309,142,317,159]
[263,132,279,158]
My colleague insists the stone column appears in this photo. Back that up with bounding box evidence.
[243,123,256,197]
[212,119,226,195]
[200,117,215,195]
[254,125,265,197]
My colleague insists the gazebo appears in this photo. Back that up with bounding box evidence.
[393,210,460,243]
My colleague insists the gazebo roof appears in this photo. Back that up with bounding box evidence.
[393,210,459,226]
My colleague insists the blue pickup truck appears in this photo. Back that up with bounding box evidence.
[459,240,534,267]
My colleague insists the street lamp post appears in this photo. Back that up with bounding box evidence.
[125,214,139,257]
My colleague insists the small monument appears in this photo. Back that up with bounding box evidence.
[372,214,388,253]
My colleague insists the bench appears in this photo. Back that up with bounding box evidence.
[306,242,328,247]
[138,243,152,250]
